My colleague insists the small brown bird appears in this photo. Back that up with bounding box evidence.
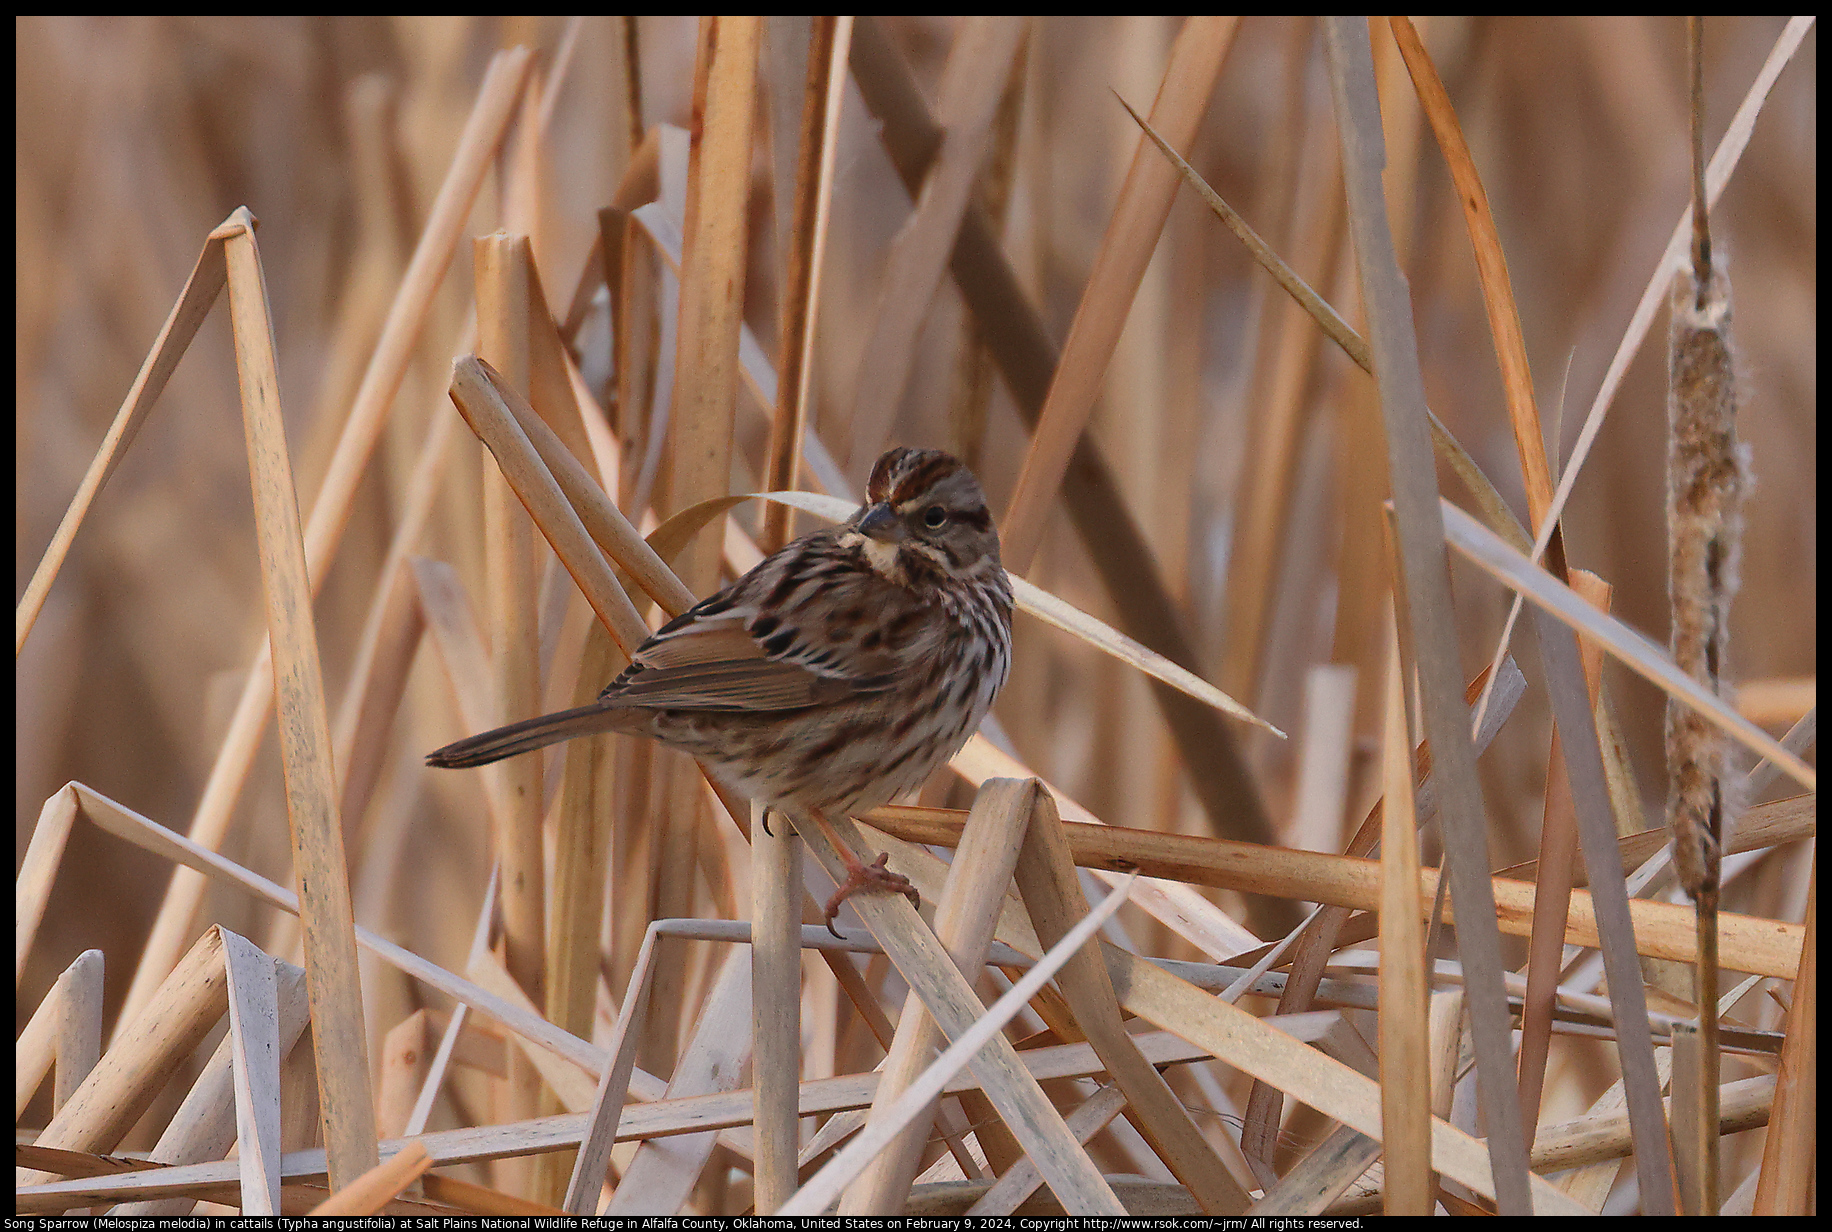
[427,447,1014,931]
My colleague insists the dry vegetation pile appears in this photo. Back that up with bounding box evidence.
[16,15,1815,1216]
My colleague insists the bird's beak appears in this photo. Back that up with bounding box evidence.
[857,503,904,543]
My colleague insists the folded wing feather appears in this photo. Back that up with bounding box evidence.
[599,612,892,711]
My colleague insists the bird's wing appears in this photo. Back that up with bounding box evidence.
[598,598,896,712]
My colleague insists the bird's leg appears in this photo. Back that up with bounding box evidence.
[803,807,920,936]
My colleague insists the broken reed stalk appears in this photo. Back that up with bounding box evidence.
[220,930,283,1214]
[1517,571,1612,1147]
[646,15,759,1083]
[749,805,800,1213]
[760,13,846,553]
[475,232,547,1008]
[14,949,103,1119]
[601,949,753,1216]
[1751,862,1814,1214]
[753,19,847,1209]
[1012,792,1249,1214]
[51,952,104,1115]
[222,211,378,1187]
[795,807,1126,1214]
[782,872,1141,1217]
[16,789,78,989]
[112,960,309,1217]
[308,1141,431,1216]
[842,799,1594,1212]
[841,779,1034,1214]
[471,228,548,1199]
[1376,623,1430,1216]
[23,928,228,1181]
[1321,18,1532,1212]
[15,233,228,654]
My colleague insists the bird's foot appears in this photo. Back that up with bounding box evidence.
[823,852,920,937]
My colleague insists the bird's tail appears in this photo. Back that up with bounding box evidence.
[425,703,634,768]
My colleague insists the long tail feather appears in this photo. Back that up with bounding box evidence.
[425,703,631,768]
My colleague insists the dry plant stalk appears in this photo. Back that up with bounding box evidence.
[754,18,848,1210]
[760,14,847,552]
[14,234,229,654]
[863,802,1804,977]
[1517,571,1612,1145]
[1751,863,1814,1214]
[475,232,547,1018]
[1011,791,1248,1214]
[220,930,283,1213]
[841,779,1033,1214]
[748,803,802,1213]
[795,807,1126,1214]
[14,950,103,1119]
[848,809,1593,1211]
[308,1141,431,1216]
[1666,259,1748,1217]
[1375,626,1430,1215]
[222,211,378,1187]
[1667,32,1751,1200]
[23,927,229,1181]
[645,16,759,1087]
[999,15,1237,573]
[1322,18,1531,1211]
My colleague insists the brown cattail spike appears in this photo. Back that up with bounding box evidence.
[1665,265,1747,905]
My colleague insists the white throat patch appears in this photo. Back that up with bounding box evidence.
[842,530,904,582]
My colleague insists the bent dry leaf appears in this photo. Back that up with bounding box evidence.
[1441,498,1813,791]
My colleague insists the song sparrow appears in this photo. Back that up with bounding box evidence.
[427,447,1014,930]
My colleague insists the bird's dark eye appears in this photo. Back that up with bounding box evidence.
[922,505,948,529]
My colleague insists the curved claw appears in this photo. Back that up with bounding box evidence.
[822,852,920,937]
